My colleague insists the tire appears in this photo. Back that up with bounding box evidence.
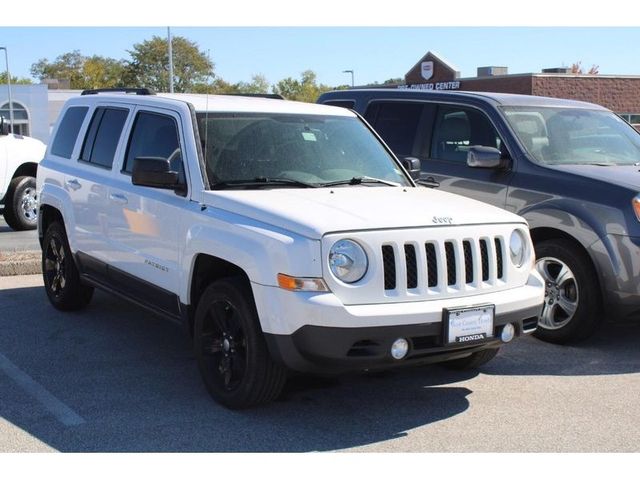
[3,176,38,231]
[194,278,287,409]
[442,347,500,370]
[533,238,601,344]
[42,221,94,311]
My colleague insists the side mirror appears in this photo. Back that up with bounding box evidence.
[132,157,185,194]
[0,117,8,136]
[467,146,508,169]
[402,156,421,180]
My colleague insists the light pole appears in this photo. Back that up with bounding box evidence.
[0,47,14,133]
[167,27,174,93]
[342,69,354,88]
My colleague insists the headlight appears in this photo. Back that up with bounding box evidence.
[509,229,527,267]
[329,239,368,283]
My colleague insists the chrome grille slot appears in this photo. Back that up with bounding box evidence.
[425,243,438,288]
[480,239,489,281]
[463,240,473,284]
[445,241,456,286]
[382,245,396,290]
[404,244,418,289]
[495,237,504,279]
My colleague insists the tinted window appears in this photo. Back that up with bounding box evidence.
[366,102,424,156]
[80,108,128,169]
[431,106,501,162]
[124,112,183,180]
[324,100,355,109]
[51,107,89,159]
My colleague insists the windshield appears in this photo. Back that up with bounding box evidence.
[196,112,411,188]
[502,106,640,166]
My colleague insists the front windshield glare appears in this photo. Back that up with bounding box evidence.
[502,106,640,165]
[196,112,411,187]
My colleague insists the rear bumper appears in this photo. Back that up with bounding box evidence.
[264,304,541,374]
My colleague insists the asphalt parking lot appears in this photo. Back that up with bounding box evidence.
[1,274,639,452]
[0,215,40,252]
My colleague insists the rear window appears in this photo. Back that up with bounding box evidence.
[50,107,89,159]
[80,107,129,169]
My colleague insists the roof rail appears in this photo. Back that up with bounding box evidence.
[219,93,284,100]
[81,88,156,96]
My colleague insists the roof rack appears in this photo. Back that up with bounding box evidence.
[81,88,156,96]
[219,93,284,100]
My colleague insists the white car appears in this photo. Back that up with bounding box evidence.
[37,88,544,409]
[1,118,46,230]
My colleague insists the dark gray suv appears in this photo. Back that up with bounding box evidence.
[318,88,640,344]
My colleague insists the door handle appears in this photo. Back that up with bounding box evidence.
[416,176,440,189]
[65,179,81,191]
[109,193,128,205]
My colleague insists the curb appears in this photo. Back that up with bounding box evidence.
[0,250,41,276]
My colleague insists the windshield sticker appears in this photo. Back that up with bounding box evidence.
[302,132,317,142]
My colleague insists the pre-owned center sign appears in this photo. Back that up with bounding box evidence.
[398,81,461,91]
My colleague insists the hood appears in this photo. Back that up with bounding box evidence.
[2,134,46,162]
[549,164,640,191]
[202,187,525,239]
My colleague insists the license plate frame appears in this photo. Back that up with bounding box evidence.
[442,304,495,346]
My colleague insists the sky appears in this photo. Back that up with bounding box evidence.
[1,27,639,88]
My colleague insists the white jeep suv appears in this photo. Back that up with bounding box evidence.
[1,118,46,230]
[37,88,544,409]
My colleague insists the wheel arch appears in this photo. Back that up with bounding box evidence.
[12,162,38,180]
[185,253,253,337]
[38,204,65,249]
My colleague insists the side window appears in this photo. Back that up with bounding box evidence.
[50,107,89,159]
[324,100,355,109]
[365,102,424,157]
[123,112,183,182]
[79,107,128,169]
[431,106,502,162]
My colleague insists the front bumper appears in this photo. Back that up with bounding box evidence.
[252,272,544,374]
[591,234,640,321]
[264,304,541,374]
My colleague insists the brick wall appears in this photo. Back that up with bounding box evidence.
[460,75,534,95]
[532,76,640,113]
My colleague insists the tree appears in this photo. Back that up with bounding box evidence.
[0,72,32,85]
[125,36,213,92]
[272,70,332,103]
[30,50,126,89]
[571,61,599,75]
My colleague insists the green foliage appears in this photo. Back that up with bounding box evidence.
[30,50,125,89]
[125,36,213,92]
[272,70,332,103]
[0,72,32,85]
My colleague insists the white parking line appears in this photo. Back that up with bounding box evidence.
[0,352,85,426]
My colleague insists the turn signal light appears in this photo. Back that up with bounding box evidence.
[633,196,640,222]
[277,274,329,292]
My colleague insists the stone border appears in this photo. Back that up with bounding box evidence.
[0,250,41,276]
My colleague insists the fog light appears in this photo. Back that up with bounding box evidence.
[391,338,409,360]
[501,323,515,343]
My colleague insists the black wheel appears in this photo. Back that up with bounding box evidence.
[533,238,601,344]
[442,347,500,370]
[194,278,287,409]
[3,176,38,231]
[42,221,94,311]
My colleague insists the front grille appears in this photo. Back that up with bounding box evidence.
[381,235,506,295]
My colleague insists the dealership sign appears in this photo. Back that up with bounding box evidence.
[398,81,461,91]
[421,61,434,80]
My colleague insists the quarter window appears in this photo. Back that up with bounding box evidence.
[50,107,89,159]
[80,107,129,169]
[124,112,183,180]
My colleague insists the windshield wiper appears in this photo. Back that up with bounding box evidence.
[320,176,401,187]
[212,177,319,190]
